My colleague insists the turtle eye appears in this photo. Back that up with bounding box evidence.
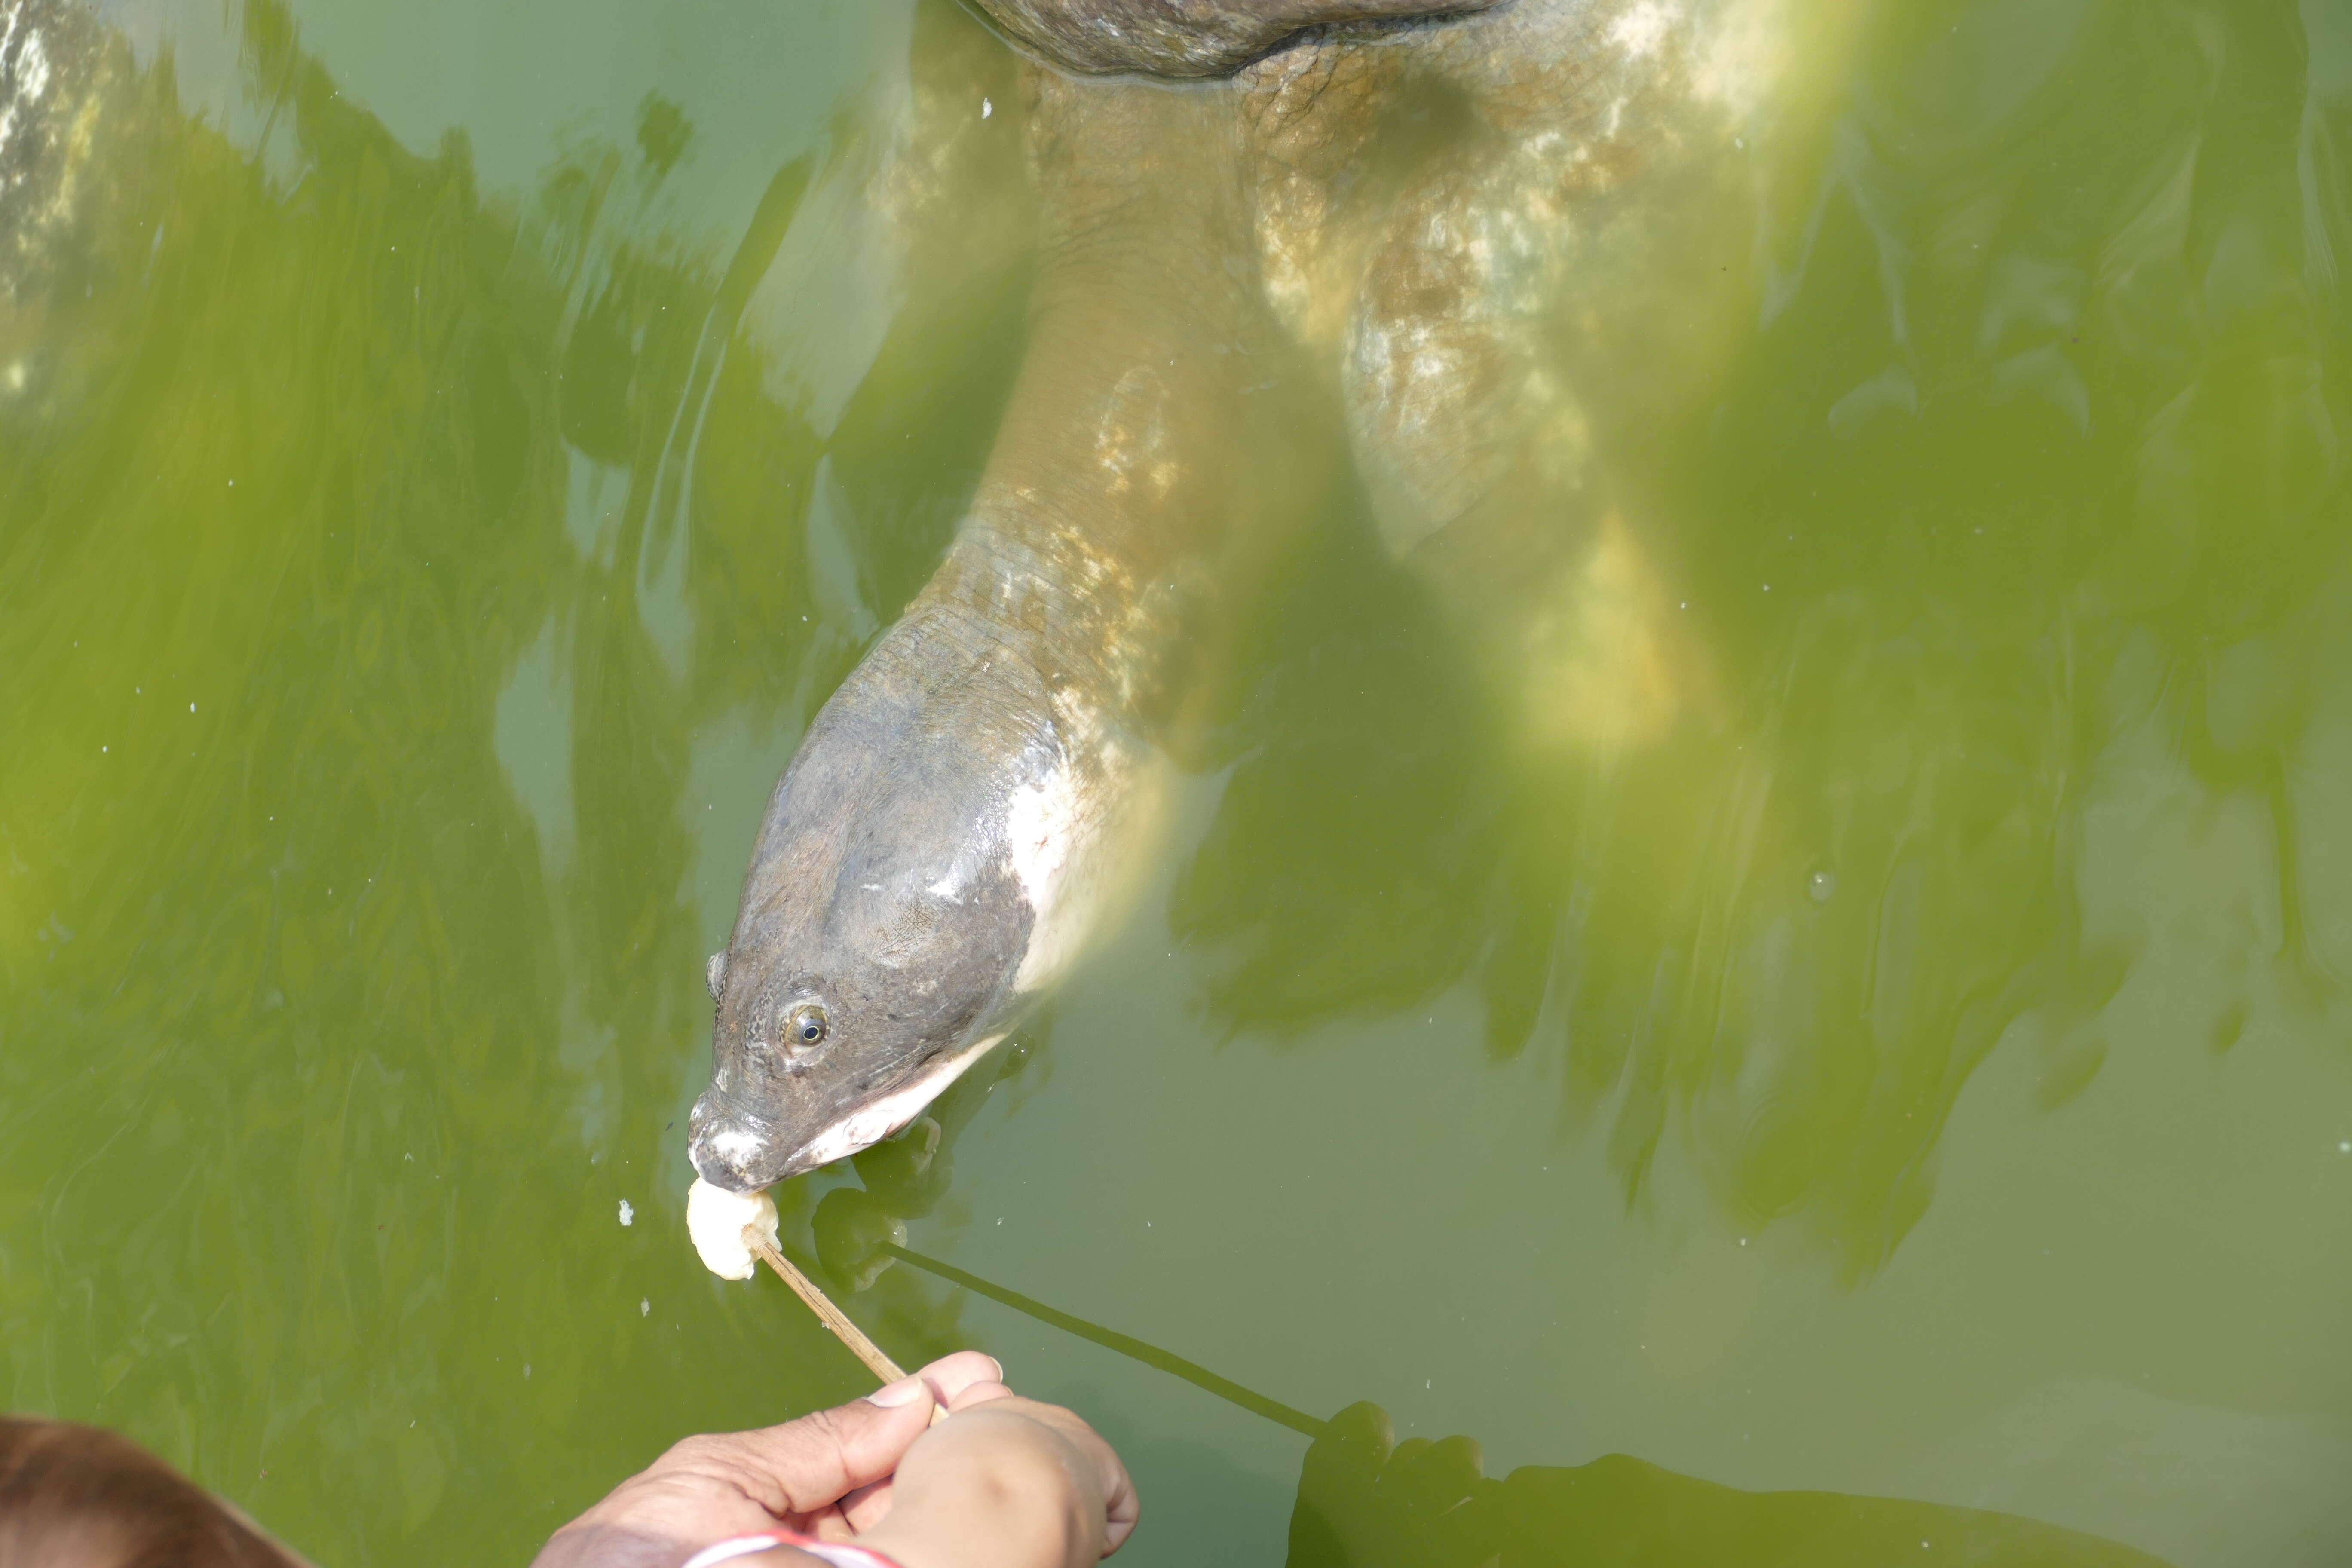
[784,1003,829,1052]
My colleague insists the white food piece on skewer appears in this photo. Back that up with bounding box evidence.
[687,1177,778,1280]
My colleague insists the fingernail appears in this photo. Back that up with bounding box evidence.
[868,1375,928,1408]
[986,1356,1005,1383]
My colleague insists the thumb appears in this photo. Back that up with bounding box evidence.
[728,1377,940,1514]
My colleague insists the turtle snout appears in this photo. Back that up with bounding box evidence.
[687,1089,794,1193]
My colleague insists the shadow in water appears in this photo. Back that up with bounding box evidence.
[1287,1402,2171,1568]
[815,1206,2173,1566]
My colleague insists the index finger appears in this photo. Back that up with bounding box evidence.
[911,1351,1004,1408]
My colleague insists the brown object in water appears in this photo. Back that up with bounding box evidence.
[0,1417,312,1568]
[742,1223,909,1386]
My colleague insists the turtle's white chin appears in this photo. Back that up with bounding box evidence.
[782,1031,1009,1175]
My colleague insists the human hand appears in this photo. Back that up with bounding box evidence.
[532,1350,1005,1568]
[852,1383,1139,1568]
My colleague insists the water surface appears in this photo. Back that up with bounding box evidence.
[2,0,2349,1563]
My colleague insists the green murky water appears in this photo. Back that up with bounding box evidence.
[3,0,2349,1562]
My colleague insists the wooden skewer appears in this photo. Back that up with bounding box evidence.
[745,1224,1314,1439]
[743,1223,908,1385]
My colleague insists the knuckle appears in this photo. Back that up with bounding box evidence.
[798,1406,851,1448]
[662,1433,724,1467]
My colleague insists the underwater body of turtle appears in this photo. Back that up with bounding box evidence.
[686,0,1843,1194]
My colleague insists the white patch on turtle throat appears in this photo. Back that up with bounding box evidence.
[1003,760,1097,993]
[790,1031,1007,1172]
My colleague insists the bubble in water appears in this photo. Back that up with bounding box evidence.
[1808,870,1837,903]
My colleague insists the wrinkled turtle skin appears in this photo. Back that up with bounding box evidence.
[968,0,1503,77]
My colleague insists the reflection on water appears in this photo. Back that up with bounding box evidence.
[0,0,1002,1556]
[0,0,2346,1562]
[1173,0,2352,1280]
